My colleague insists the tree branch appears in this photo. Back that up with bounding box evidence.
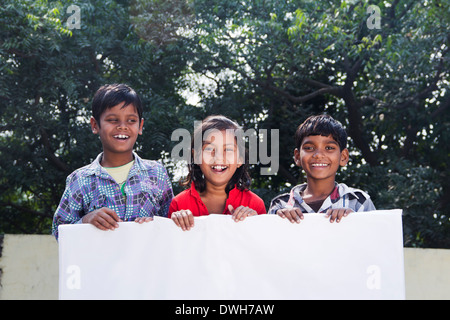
[39,128,71,173]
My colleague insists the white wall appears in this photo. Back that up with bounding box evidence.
[404,247,450,300]
[0,235,58,300]
[0,234,449,300]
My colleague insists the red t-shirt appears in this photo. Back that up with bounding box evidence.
[168,183,266,217]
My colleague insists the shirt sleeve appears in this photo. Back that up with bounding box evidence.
[360,197,376,212]
[267,194,288,215]
[155,164,174,218]
[52,173,84,239]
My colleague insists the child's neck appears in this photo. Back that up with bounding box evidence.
[200,181,228,214]
[303,178,335,201]
[201,181,227,198]
[101,152,134,168]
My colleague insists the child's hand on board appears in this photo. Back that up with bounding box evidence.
[325,208,353,223]
[276,207,304,224]
[228,205,257,222]
[134,216,154,224]
[82,207,122,230]
[171,209,195,231]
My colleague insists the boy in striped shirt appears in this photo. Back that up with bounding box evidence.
[268,114,375,223]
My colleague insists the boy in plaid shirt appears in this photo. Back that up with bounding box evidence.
[52,84,173,239]
[268,115,375,223]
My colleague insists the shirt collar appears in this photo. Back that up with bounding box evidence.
[288,182,361,207]
[189,182,241,214]
[85,152,143,179]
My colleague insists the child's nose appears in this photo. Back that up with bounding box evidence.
[117,121,128,130]
[214,149,224,162]
[312,149,325,158]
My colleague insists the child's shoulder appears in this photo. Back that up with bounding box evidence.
[270,183,305,203]
[337,183,371,201]
[65,161,98,183]
[134,155,169,175]
[270,191,290,203]
[138,158,165,170]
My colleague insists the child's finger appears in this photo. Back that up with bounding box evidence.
[337,208,353,222]
[134,216,153,224]
[231,205,241,221]
[279,208,302,224]
[102,207,121,223]
[326,209,336,223]
[276,209,287,219]
[292,208,304,223]
[186,210,194,229]
[247,209,257,217]
[328,209,342,223]
[177,211,189,231]
[232,206,245,221]
[171,213,182,228]
[233,206,255,222]
[98,209,121,229]
[94,212,118,230]
[178,210,194,231]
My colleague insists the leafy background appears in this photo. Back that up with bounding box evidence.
[0,0,449,247]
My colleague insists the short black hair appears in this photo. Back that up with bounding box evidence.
[182,115,251,194]
[294,114,347,150]
[92,84,143,126]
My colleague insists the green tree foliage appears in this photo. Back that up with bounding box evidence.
[0,0,192,232]
[1,0,449,247]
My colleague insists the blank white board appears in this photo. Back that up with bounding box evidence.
[58,210,405,299]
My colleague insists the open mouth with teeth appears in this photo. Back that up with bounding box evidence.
[211,165,228,173]
[311,163,329,167]
[114,134,130,140]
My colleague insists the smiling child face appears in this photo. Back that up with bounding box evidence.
[90,102,143,166]
[294,134,349,183]
[197,129,242,189]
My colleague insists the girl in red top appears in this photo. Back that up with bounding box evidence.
[169,115,266,230]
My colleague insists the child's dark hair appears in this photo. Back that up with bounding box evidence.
[182,115,251,194]
[92,84,143,126]
[294,114,348,150]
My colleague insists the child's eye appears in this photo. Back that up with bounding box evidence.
[326,146,336,150]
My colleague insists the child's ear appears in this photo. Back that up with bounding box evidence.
[90,117,99,134]
[294,148,302,168]
[138,118,144,135]
[340,148,350,166]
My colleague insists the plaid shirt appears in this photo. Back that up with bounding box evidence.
[52,152,173,239]
[268,182,375,215]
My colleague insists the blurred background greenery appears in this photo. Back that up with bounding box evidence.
[0,0,449,247]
